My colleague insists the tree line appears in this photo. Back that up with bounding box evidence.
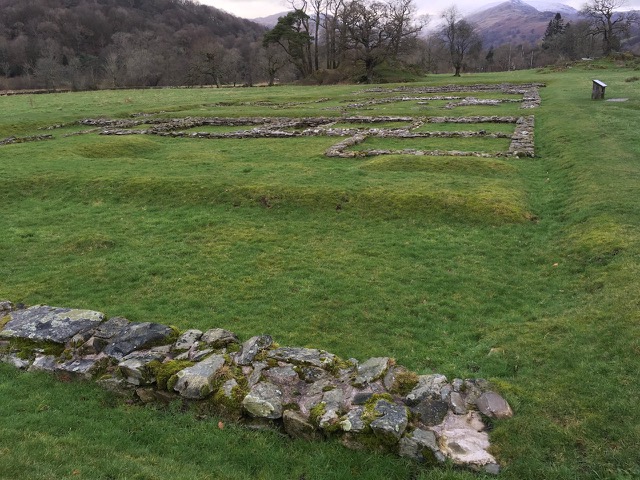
[0,0,637,91]
[0,0,268,90]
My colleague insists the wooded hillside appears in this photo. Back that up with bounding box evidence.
[0,0,267,89]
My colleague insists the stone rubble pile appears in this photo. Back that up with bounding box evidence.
[508,116,536,157]
[0,134,53,146]
[360,83,545,96]
[70,113,537,159]
[0,301,513,474]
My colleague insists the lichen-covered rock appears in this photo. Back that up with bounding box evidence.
[0,305,105,343]
[399,428,443,463]
[92,317,130,340]
[462,378,491,407]
[248,361,267,387]
[235,335,273,366]
[220,378,239,400]
[370,400,408,441]
[201,328,238,347]
[297,365,330,383]
[56,355,109,380]
[118,351,166,385]
[263,365,299,385]
[353,357,390,387]
[283,410,321,441]
[318,388,345,429]
[103,322,175,359]
[268,347,336,369]
[189,348,213,362]
[173,329,202,351]
[242,381,283,419]
[172,354,226,399]
[476,392,513,419]
[406,374,448,405]
[340,406,366,433]
[410,399,450,426]
[28,354,58,372]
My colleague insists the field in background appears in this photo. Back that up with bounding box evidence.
[1,60,639,479]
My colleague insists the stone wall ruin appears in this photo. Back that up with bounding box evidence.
[1,83,542,160]
[0,300,513,475]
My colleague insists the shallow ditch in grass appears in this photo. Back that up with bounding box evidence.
[346,136,513,154]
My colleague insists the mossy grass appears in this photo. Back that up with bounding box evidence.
[2,61,640,478]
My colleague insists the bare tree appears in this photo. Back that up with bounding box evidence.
[580,0,637,55]
[386,0,426,58]
[342,0,424,83]
[189,41,228,87]
[440,6,481,77]
[262,43,289,86]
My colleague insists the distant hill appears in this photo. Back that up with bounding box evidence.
[251,12,290,27]
[467,0,579,47]
[466,0,639,53]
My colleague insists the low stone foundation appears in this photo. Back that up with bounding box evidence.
[0,300,513,474]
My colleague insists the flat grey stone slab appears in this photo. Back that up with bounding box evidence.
[201,328,238,347]
[353,357,390,387]
[0,305,105,343]
[56,355,107,380]
[173,329,202,351]
[173,354,226,399]
[103,322,175,359]
[268,347,336,369]
[370,400,408,440]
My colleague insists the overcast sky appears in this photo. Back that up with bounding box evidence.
[203,0,640,19]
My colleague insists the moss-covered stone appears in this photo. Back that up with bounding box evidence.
[148,359,195,391]
[309,402,327,427]
[8,338,65,360]
[361,394,394,425]
[390,370,419,396]
[0,315,12,331]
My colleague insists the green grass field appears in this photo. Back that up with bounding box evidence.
[1,60,640,479]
